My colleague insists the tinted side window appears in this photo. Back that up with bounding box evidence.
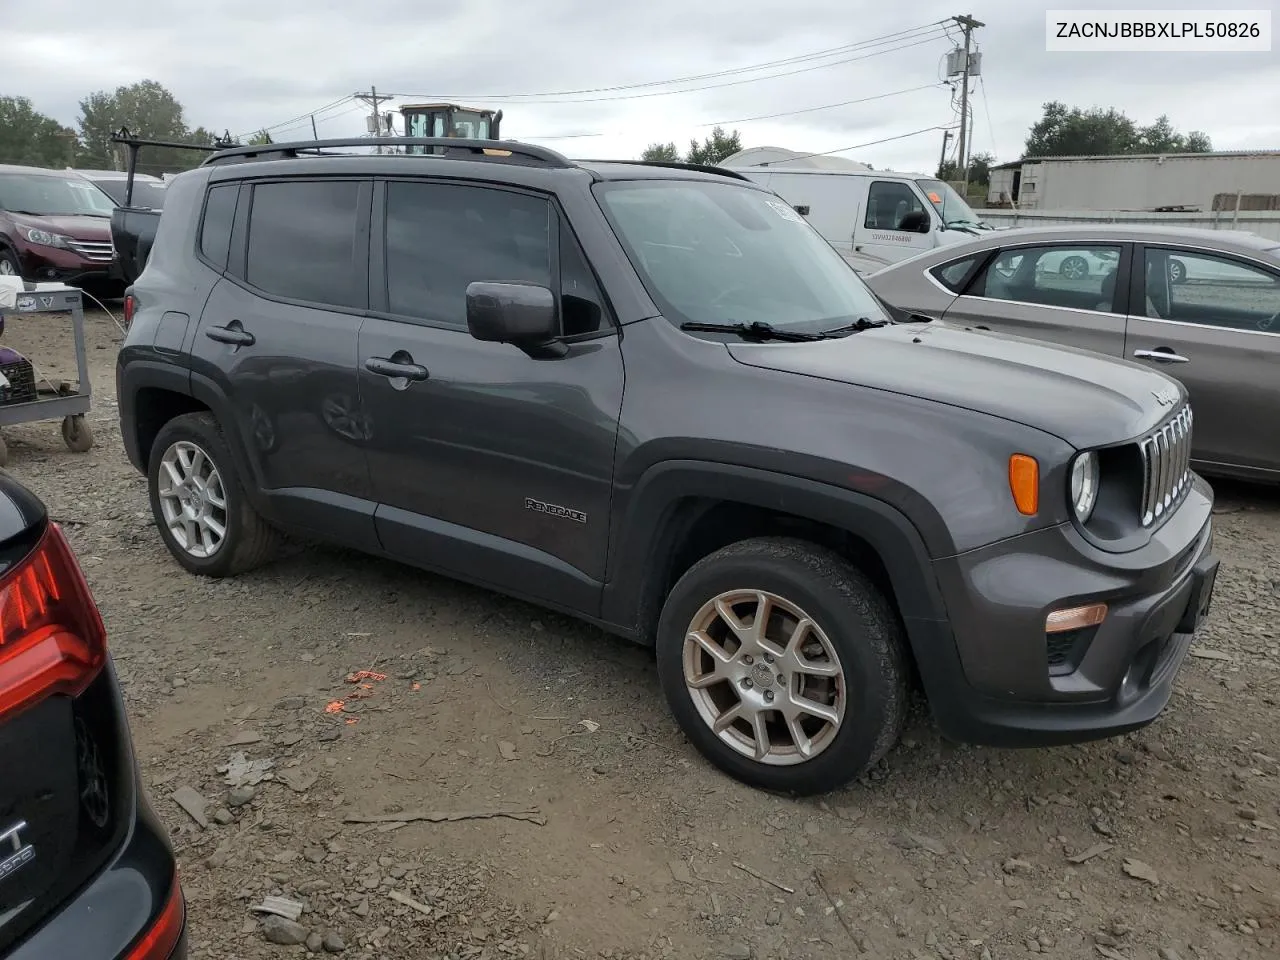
[384,181,551,328]
[199,184,238,270]
[977,244,1123,312]
[1143,248,1280,331]
[864,181,927,231]
[931,254,981,292]
[245,180,363,308]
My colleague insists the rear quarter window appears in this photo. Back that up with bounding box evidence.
[930,254,983,292]
[199,184,238,270]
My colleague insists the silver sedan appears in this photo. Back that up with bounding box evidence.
[863,224,1280,483]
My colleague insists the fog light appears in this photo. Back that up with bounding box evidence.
[1046,603,1107,634]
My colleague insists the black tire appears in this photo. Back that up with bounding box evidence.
[1059,255,1089,280]
[1168,259,1186,284]
[0,248,21,281]
[147,412,281,577]
[656,537,908,796]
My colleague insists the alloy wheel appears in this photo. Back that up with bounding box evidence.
[156,440,228,558]
[681,589,845,766]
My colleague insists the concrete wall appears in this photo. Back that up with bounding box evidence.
[972,208,1280,242]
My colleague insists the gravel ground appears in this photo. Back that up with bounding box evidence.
[3,309,1278,960]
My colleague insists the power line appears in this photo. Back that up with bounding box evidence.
[741,124,960,166]
[237,95,357,140]
[695,83,945,126]
[387,28,951,104]
[979,76,998,158]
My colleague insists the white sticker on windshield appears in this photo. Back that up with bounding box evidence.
[765,199,805,223]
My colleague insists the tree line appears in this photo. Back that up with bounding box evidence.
[642,102,1214,185]
[0,80,272,174]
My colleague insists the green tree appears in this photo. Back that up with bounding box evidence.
[1025,101,1137,157]
[937,151,994,186]
[641,142,679,161]
[77,80,209,173]
[1135,114,1212,153]
[1025,102,1212,158]
[246,130,274,145]
[686,127,742,166]
[0,97,78,167]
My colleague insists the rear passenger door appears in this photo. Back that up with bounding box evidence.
[358,178,624,612]
[942,241,1130,356]
[191,176,378,550]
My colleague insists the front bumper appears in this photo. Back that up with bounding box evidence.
[919,475,1217,747]
[16,246,120,287]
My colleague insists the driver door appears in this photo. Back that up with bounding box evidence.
[853,180,935,263]
[1127,245,1280,476]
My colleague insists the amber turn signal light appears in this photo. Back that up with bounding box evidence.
[1008,454,1039,516]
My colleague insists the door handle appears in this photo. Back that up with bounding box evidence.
[1133,348,1189,364]
[205,323,255,347]
[365,356,429,381]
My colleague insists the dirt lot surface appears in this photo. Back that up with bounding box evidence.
[3,309,1278,960]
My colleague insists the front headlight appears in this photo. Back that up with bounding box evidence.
[24,228,72,249]
[1070,451,1100,522]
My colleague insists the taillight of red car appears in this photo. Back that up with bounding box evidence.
[0,523,107,720]
[123,294,136,329]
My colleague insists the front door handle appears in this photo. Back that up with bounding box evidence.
[365,356,429,381]
[205,322,255,347]
[1133,348,1190,364]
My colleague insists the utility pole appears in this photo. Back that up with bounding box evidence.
[353,86,394,153]
[310,114,319,139]
[952,14,984,190]
[937,129,953,178]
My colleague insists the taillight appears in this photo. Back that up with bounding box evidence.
[123,294,136,328]
[123,874,185,959]
[0,523,106,720]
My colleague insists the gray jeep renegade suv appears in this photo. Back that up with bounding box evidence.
[115,138,1219,795]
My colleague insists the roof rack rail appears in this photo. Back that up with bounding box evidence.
[574,159,753,182]
[201,137,574,168]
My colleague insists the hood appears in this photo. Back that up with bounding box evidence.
[727,320,1184,449]
[6,212,112,241]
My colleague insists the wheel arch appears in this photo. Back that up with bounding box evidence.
[601,461,951,660]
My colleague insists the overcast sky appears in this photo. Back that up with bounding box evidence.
[8,1,1280,172]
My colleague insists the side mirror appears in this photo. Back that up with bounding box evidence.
[466,282,558,348]
[898,210,931,234]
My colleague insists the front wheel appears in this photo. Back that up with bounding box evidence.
[656,537,908,795]
[147,412,282,577]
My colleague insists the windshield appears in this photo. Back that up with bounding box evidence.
[595,180,890,332]
[89,177,168,210]
[0,173,117,217]
[915,178,982,228]
[449,111,491,138]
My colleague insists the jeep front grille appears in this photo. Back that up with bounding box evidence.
[1138,405,1193,527]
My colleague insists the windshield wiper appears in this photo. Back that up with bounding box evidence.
[679,321,824,342]
[816,317,889,337]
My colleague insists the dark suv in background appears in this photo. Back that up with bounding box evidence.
[0,166,119,291]
[0,474,185,959]
[116,137,1218,795]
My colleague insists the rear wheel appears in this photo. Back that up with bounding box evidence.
[656,537,908,795]
[1059,255,1089,280]
[147,412,281,577]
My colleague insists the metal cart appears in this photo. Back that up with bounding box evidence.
[0,282,94,466]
